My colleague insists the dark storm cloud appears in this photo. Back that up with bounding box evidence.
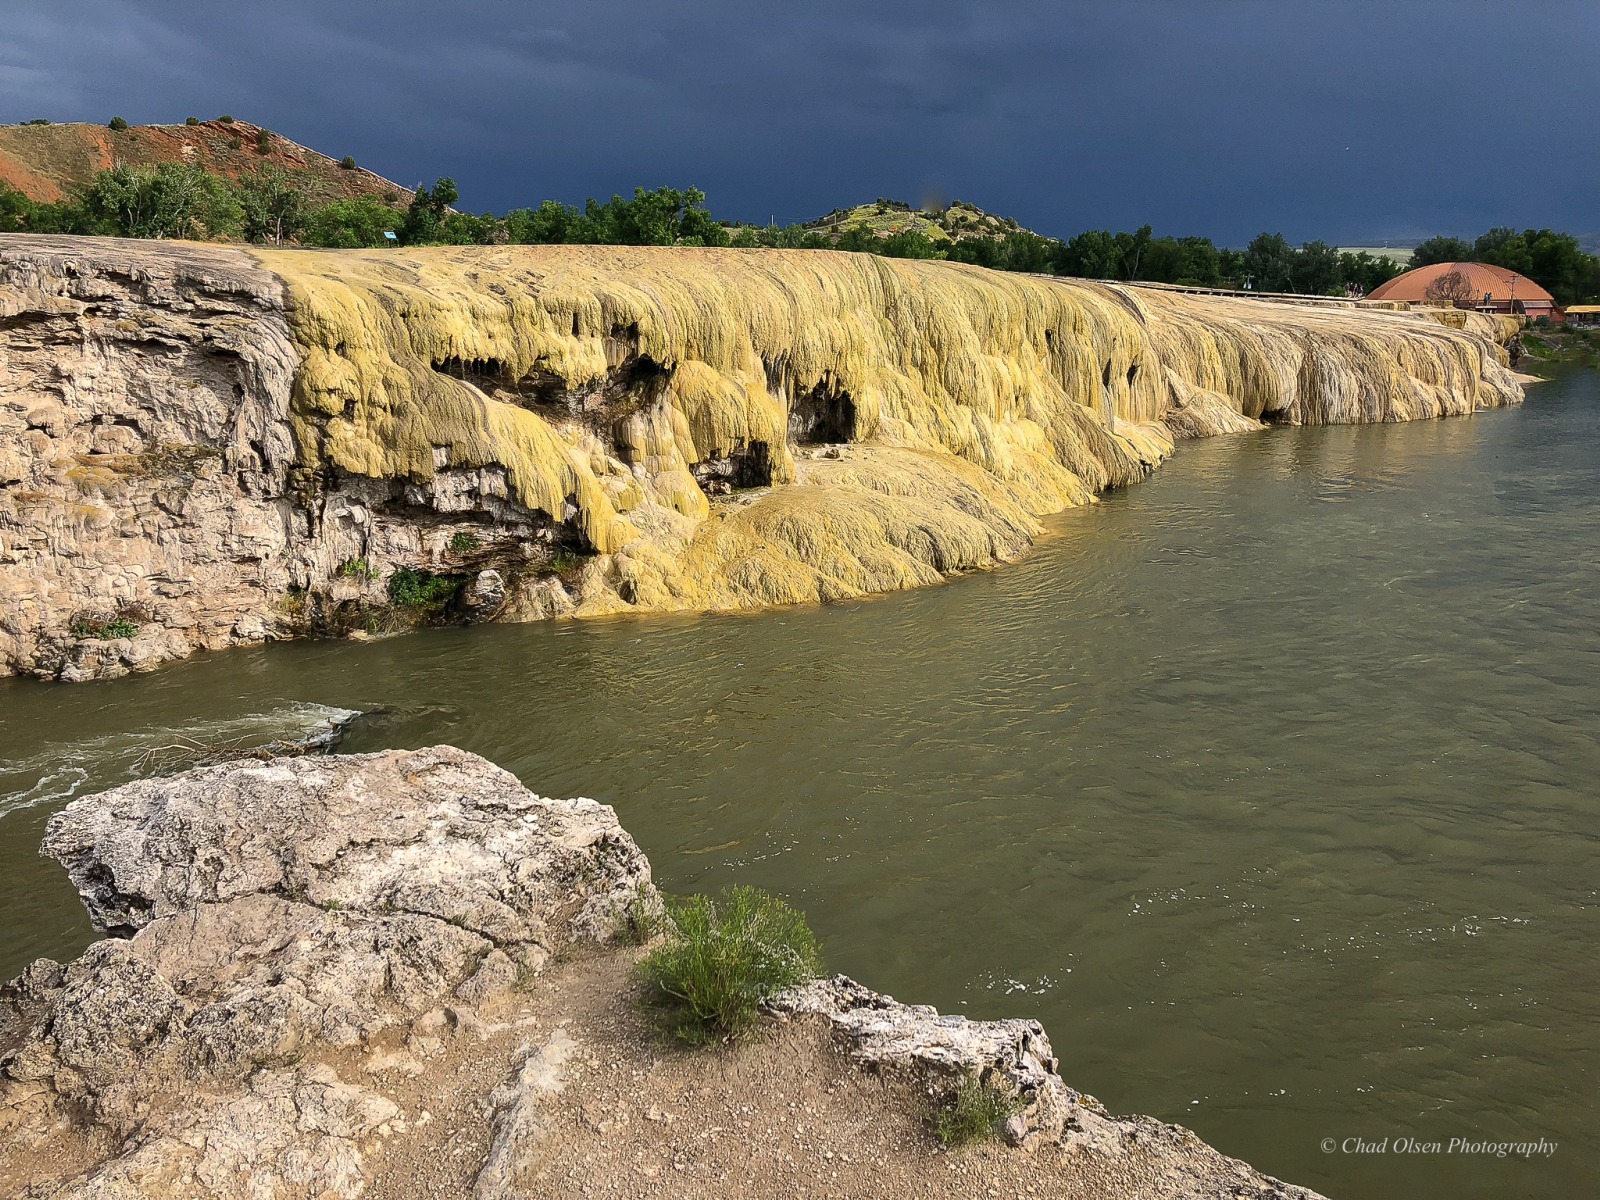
[4,0,1596,243]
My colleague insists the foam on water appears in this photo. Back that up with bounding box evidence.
[0,703,359,821]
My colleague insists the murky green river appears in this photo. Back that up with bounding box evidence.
[3,370,1596,1198]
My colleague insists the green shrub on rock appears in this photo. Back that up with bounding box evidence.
[930,1075,1026,1148]
[386,567,463,609]
[635,885,822,1045]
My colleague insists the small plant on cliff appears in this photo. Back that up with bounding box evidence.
[218,114,235,123]
[337,557,378,583]
[635,885,822,1045]
[340,154,357,170]
[930,1075,1026,1149]
[548,548,584,577]
[70,615,139,640]
[107,116,128,131]
[386,567,463,609]
[255,128,273,154]
[449,530,482,555]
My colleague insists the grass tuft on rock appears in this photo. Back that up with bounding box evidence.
[635,885,821,1045]
[930,1075,1026,1148]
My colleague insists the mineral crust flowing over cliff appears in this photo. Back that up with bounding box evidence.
[0,746,1327,1200]
[0,235,1525,680]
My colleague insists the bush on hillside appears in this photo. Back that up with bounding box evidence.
[218,114,234,123]
[108,117,128,131]
[340,155,356,169]
[185,116,200,126]
[76,163,242,240]
[635,885,822,1045]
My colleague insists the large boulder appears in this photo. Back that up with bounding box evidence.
[0,746,651,1197]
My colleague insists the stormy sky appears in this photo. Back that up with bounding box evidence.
[4,0,1596,245]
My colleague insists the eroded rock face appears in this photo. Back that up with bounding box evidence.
[0,237,299,680]
[0,238,557,682]
[1,746,651,1199]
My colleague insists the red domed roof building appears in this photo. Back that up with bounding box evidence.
[1369,261,1560,320]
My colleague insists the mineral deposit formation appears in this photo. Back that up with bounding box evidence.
[0,236,1524,680]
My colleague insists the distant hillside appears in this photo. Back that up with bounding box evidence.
[0,118,411,206]
[802,199,1044,244]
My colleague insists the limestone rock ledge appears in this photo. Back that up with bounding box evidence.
[1,745,1328,1199]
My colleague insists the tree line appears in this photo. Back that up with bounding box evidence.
[1410,230,1600,308]
[3,165,1596,303]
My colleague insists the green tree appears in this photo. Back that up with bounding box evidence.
[302,195,403,247]
[236,166,304,244]
[575,186,730,247]
[399,177,459,244]
[1176,236,1223,286]
[1242,232,1296,291]
[76,163,241,240]
[878,229,943,259]
[0,181,39,231]
[437,210,502,245]
[1290,240,1344,295]
[1113,224,1153,280]
[504,199,579,244]
[1338,251,1402,295]
[1137,236,1184,283]
[1411,235,1473,268]
[1481,228,1597,306]
[1057,229,1122,279]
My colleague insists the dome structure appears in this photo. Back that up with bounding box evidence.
[1369,261,1557,316]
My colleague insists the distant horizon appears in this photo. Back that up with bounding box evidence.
[6,113,1593,257]
[5,1,1596,248]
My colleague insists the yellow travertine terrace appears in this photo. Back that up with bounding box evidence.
[258,245,1522,619]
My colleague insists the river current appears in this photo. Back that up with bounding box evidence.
[2,369,1595,1199]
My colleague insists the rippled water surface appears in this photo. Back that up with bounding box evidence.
[3,370,1597,1198]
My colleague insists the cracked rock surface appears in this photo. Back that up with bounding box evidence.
[1,745,650,1199]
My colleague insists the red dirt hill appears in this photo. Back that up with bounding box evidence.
[0,119,412,206]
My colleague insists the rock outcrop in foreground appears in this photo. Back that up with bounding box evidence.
[1,746,1325,1199]
[1,235,1524,680]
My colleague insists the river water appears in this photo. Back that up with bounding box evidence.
[2,369,1596,1198]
